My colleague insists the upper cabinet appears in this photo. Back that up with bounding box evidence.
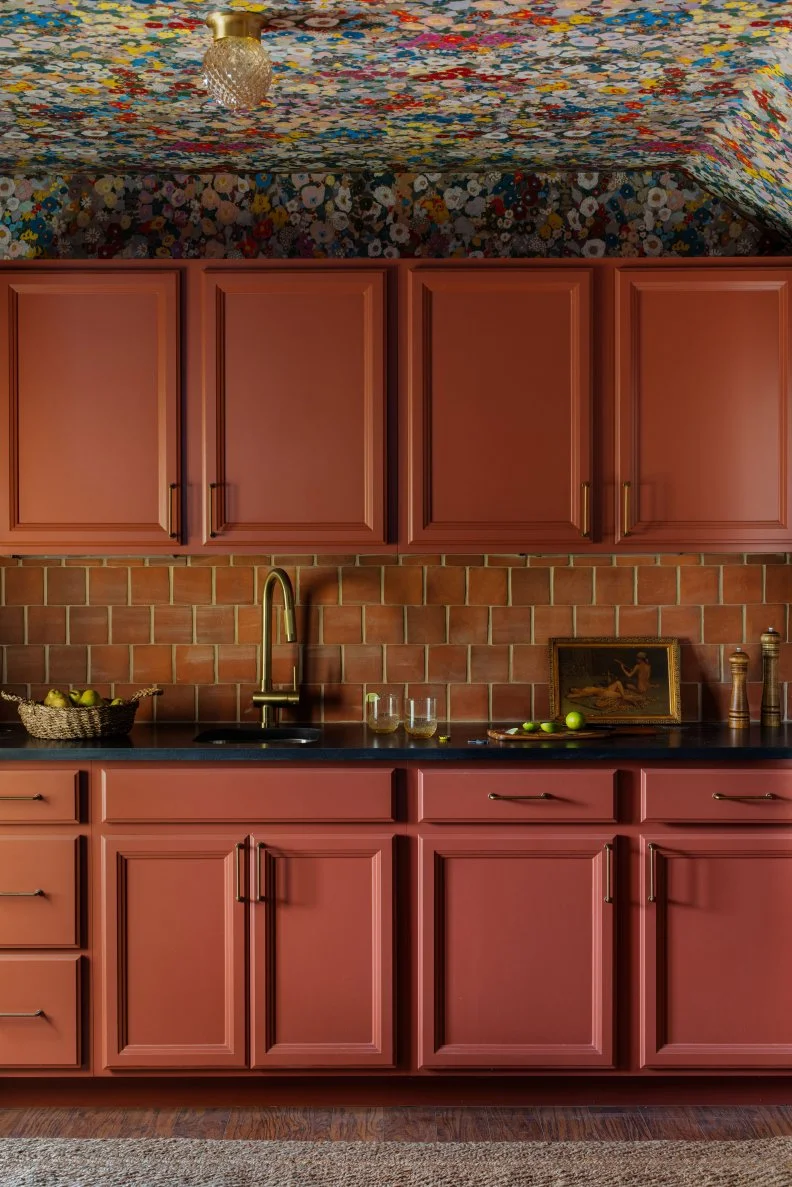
[0,271,181,552]
[404,269,592,551]
[201,270,388,549]
[615,268,792,549]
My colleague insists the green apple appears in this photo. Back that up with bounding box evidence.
[540,721,560,734]
[564,710,586,731]
[43,689,70,709]
[78,688,103,707]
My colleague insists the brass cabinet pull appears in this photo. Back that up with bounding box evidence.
[580,481,591,539]
[0,795,42,802]
[488,792,552,802]
[207,482,219,538]
[0,889,43,897]
[604,843,614,904]
[0,1010,43,1018]
[647,842,658,903]
[254,842,265,903]
[713,792,775,802]
[167,482,180,541]
[234,841,245,903]
[622,481,632,537]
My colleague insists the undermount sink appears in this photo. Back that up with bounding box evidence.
[193,726,322,746]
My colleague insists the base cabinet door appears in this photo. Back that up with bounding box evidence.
[418,832,615,1069]
[250,833,394,1068]
[641,833,792,1068]
[100,835,246,1069]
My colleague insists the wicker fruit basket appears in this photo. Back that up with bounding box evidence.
[1,687,162,740]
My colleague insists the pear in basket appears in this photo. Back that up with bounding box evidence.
[78,689,103,707]
[43,689,70,708]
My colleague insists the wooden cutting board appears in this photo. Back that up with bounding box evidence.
[487,726,658,743]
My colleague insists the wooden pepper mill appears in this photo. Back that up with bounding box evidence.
[728,648,750,729]
[761,626,782,728]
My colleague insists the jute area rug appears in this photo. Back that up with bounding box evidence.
[1,1138,792,1187]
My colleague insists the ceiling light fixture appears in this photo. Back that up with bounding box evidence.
[203,10,273,111]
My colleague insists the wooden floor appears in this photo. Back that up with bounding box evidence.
[1,1106,792,1142]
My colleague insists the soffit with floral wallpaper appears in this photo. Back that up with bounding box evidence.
[0,2,790,236]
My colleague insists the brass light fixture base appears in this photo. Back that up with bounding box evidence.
[205,10,267,40]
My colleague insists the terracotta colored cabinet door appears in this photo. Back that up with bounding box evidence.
[615,269,792,547]
[202,270,387,549]
[641,833,792,1068]
[0,955,81,1068]
[100,835,246,1069]
[0,271,181,552]
[250,832,394,1068]
[405,269,592,549]
[418,832,615,1068]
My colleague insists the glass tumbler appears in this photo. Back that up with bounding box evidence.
[405,695,438,739]
[365,692,401,734]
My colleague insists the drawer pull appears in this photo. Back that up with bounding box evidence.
[0,1010,44,1018]
[234,841,245,903]
[0,889,43,897]
[647,842,658,903]
[0,795,43,802]
[604,843,614,904]
[488,793,552,802]
[255,842,265,903]
[580,481,591,539]
[713,793,776,802]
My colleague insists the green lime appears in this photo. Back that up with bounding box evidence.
[540,721,560,734]
[521,721,538,732]
[365,692,380,703]
[565,710,586,731]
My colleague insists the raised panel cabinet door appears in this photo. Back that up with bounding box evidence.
[100,834,246,1069]
[0,271,181,551]
[616,268,792,547]
[641,833,792,1068]
[202,270,387,548]
[250,833,394,1067]
[405,269,593,549]
[418,832,615,1069]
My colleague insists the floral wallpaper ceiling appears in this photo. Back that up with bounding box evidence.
[0,1,790,235]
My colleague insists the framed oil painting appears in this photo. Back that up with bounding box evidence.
[549,637,681,725]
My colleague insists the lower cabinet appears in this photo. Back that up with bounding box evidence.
[418,832,616,1068]
[0,954,81,1068]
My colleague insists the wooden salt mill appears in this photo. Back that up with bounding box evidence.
[761,626,782,728]
[728,648,750,729]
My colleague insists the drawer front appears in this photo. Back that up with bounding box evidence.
[101,767,395,823]
[642,768,792,823]
[418,768,616,823]
[0,955,80,1067]
[0,770,80,823]
[0,837,79,947]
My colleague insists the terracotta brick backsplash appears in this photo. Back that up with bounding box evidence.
[1,553,791,724]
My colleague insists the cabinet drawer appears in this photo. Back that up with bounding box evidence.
[0,955,81,1067]
[418,768,616,823]
[101,767,394,823]
[0,770,80,823]
[642,768,792,823]
[0,837,79,947]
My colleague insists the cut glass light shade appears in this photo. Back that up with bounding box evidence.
[203,12,273,111]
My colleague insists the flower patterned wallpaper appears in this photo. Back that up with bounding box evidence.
[0,169,770,260]
[0,2,790,237]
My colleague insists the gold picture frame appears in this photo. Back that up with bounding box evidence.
[549,637,681,725]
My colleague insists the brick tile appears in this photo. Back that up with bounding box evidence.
[217,645,258,683]
[197,685,239,723]
[450,684,489,721]
[130,568,170,606]
[575,607,616,636]
[364,605,404,644]
[238,605,264,645]
[660,554,701,566]
[90,645,131,684]
[5,568,44,606]
[615,555,659,566]
[0,607,24,644]
[399,554,442,566]
[155,684,197,722]
[69,607,109,645]
[637,567,677,605]
[322,683,365,724]
[765,566,792,604]
[115,684,155,722]
[270,643,298,686]
[512,645,548,683]
[679,566,720,605]
[701,682,731,723]
[553,568,593,606]
[189,554,230,566]
[358,554,399,566]
[153,606,192,644]
[747,553,787,565]
[427,645,468,682]
[304,645,342,684]
[172,568,212,605]
[467,568,508,606]
[404,684,448,722]
[214,566,255,605]
[722,565,763,604]
[105,556,145,566]
[702,553,740,565]
[470,644,509,683]
[298,566,341,606]
[195,606,235,644]
[533,684,552,720]
[48,646,87,686]
[111,607,152,645]
[595,567,635,606]
[681,683,701,722]
[780,644,792,682]
[406,606,446,644]
[293,605,321,646]
[571,555,613,567]
[660,605,702,643]
[680,644,721,684]
[384,567,423,605]
[448,606,489,644]
[703,606,743,644]
[426,567,465,606]
[617,606,659,635]
[132,646,174,684]
[27,607,66,644]
[46,568,87,606]
[344,645,384,683]
[510,569,550,606]
[323,606,363,644]
[272,554,317,567]
[532,606,573,644]
[747,604,786,642]
[89,568,129,606]
[491,684,532,722]
[341,566,382,604]
[492,607,533,644]
[385,645,426,683]
[527,555,568,567]
[174,645,216,684]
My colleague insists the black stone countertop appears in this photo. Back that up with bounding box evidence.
[2,722,792,762]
